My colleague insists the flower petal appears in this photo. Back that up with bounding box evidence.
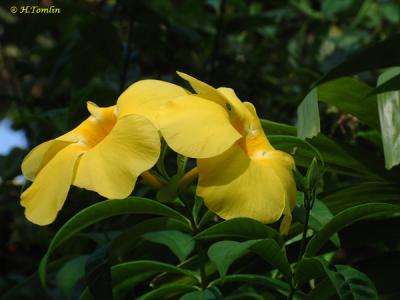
[73,114,160,199]
[21,139,72,181]
[117,80,189,126]
[262,150,297,234]
[197,144,286,223]
[58,104,117,148]
[20,144,84,225]
[177,72,227,107]
[158,95,242,158]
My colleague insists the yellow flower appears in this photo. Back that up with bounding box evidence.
[158,73,296,233]
[21,80,187,225]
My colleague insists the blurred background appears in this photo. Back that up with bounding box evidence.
[0,0,399,298]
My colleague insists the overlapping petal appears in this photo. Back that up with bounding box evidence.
[197,144,286,223]
[160,74,297,230]
[20,144,85,225]
[73,114,160,199]
[21,139,72,181]
[21,90,165,225]
[158,95,241,158]
[117,79,189,126]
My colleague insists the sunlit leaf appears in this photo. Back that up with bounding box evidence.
[377,68,400,169]
[297,88,320,139]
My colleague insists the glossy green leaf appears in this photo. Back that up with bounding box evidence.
[318,33,400,84]
[323,182,400,214]
[295,257,378,299]
[294,196,340,247]
[85,245,112,300]
[377,68,400,169]
[368,72,400,96]
[208,239,291,280]
[307,277,336,300]
[56,255,88,299]
[111,217,190,263]
[335,265,378,300]
[194,218,282,246]
[137,285,198,300]
[39,197,189,286]
[209,274,293,295]
[305,203,400,257]
[318,77,379,129]
[263,121,384,179]
[79,260,199,300]
[142,230,194,262]
[180,287,223,300]
[297,88,320,139]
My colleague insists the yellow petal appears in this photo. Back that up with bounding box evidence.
[73,114,160,199]
[117,79,189,126]
[158,95,242,158]
[20,144,84,225]
[264,151,297,234]
[217,87,250,120]
[177,72,227,107]
[21,139,72,181]
[58,104,117,148]
[197,144,286,223]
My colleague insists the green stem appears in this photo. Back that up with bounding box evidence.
[178,190,207,289]
[287,192,313,300]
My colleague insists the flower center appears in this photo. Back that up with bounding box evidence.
[78,105,118,149]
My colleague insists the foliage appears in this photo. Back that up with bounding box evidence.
[1,0,400,299]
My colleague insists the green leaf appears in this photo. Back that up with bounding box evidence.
[136,285,198,300]
[297,88,320,139]
[307,277,336,300]
[180,287,223,300]
[56,255,88,299]
[177,154,189,177]
[293,196,340,247]
[335,265,378,300]
[79,260,199,300]
[368,72,400,96]
[156,174,180,203]
[317,78,379,130]
[85,245,112,300]
[318,33,400,84]
[111,217,190,263]
[194,218,283,246]
[295,258,378,300]
[377,68,400,169]
[39,197,189,286]
[323,182,400,214]
[209,274,292,295]
[142,230,195,262]
[306,157,319,191]
[263,122,383,179]
[208,239,291,280]
[305,203,400,257]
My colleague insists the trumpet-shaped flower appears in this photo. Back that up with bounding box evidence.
[158,73,296,233]
[21,80,187,225]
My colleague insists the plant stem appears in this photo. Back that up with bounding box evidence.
[287,192,313,300]
[178,188,208,290]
